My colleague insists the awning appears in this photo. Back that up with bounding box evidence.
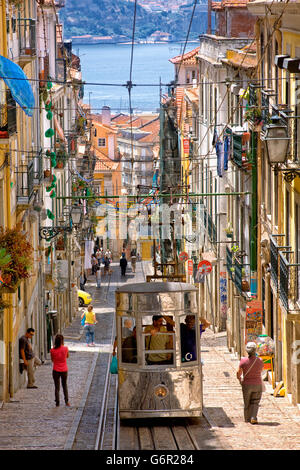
[0,55,34,117]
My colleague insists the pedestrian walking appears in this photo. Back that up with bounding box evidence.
[79,270,87,291]
[81,305,97,346]
[50,334,70,407]
[237,342,264,424]
[95,266,101,288]
[130,248,137,273]
[103,255,110,277]
[19,328,42,389]
[91,254,98,274]
[120,252,127,276]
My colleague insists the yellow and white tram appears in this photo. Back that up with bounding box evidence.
[115,282,203,419]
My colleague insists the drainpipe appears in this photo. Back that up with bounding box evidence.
[250,131,258,297]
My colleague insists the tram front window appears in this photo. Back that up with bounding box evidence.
[180,314,197,363]
[121,317,137,364]
[143,315,175,366]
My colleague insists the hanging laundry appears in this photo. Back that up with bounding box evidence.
[224,135,230,171]
[216,140,225,177]
[212,126,218,147]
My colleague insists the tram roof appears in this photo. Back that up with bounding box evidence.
[116,282,197,294]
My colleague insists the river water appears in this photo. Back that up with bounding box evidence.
[75,42,196,113]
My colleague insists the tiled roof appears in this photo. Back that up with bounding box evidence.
[212,0,250,9]
[223,46,257,69]
[138,117,160,143]
[169,47,200,65]
[93,147,119,172]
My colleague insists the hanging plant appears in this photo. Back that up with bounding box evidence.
[0,225,34,291]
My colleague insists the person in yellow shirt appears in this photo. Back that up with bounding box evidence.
[81,305,97,346]
[144,315,174,365]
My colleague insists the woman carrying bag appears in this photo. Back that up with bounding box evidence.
[237,342,264,424]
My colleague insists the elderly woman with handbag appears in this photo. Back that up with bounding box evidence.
[237,342,264,424]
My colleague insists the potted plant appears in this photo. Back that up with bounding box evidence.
[244,107,263,127]
[225,222,234,238]
[0,225,34,293]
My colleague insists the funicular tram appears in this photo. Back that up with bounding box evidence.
[115,282,203,419]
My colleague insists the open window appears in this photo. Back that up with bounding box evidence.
[180,314,197,363]
[142,314,175,366]
[120,316,137,364]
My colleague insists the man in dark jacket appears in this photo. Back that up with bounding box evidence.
[120,253,127,276]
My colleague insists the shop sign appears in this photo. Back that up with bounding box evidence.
[187,259,193,275]
[183,139,190,154]
[245,300,263,343]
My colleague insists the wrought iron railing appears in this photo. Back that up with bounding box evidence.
[0,90,17,136]
[270,235,279,288]
[279,251,289,311]
[234,259,243,293]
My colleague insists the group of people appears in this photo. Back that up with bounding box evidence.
[20,309,265,423]
[90,248,112,288]
[19,328,70,407]
[119,248,140,277]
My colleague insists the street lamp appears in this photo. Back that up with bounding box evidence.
[262,124,290,165]
[39,205,83,240]
[70,205,82,226]
[262,123,300,182]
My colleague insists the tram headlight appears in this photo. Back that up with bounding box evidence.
[154,384,169,399]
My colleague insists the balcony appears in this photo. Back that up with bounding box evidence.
[18,18,36,66]
[0,90,17,137]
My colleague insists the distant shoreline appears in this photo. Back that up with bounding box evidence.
[70,39,199,46]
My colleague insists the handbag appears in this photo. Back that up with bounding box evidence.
[81,313,86,327]
[110,355,118,374]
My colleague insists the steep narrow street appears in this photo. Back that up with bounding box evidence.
[0,261,299,450]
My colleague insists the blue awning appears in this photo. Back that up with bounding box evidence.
[0,55,35,117]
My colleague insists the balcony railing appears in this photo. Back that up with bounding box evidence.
[270,235,279,289]
[279,251,289,311]
[16,160,35,205]
[18,18,36,59]
[0,90,17,137]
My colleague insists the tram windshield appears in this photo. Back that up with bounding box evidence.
[180,314,197,363]
[143,314,175,366]
[121,317,137,363]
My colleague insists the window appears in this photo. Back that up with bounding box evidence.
[94,128,97,137]
[143,315,175,366]
[98,138,106,147]
[120,317,137,364]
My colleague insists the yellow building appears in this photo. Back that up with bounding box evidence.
[0,0,43,400]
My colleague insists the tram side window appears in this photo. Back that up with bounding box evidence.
[121,317,137,364]
[180,314,197,363]
[143,314,175,366]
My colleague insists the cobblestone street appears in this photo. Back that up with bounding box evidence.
[0,261,299,450]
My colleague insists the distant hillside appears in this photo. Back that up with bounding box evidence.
[59,0,208,41]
